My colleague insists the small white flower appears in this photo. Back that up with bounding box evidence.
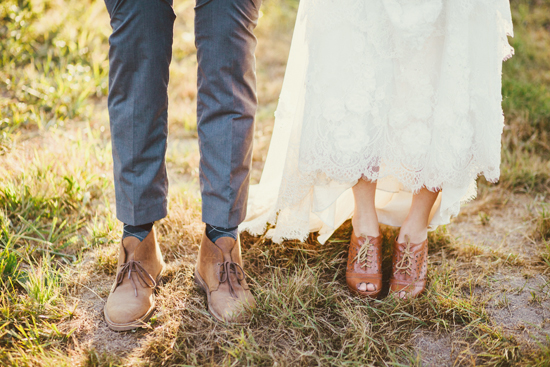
[389,109,408,128]
[371,105,380,120]
[358,17,369,32]
[351,32,366,53]
[333,117,369,155]
[375,88,386,101]
[409,92,433,120]
[422,0,443,23]
[323,98,346,122]
[449,118,474,153]
[401,122,431,155]
[346,89,371,114]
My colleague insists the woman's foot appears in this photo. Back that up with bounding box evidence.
[389,235,428,299]
[350,177,380,293]
[395,223,427,299]
[350,213,379,292]
[346,231,383,298]
[391,188,437,299]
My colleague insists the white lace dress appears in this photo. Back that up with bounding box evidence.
[241,0,514,244]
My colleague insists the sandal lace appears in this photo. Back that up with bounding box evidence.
[354,239,374,269]
[395,235,413,276]
[218,261,245,299]
[114,260,157,297]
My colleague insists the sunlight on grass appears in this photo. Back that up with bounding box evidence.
[0,0,549,365]
[0,0,109,139]
[21,256,60,308]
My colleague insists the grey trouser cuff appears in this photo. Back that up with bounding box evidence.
[116,199,168,227]
[105,0,174,225]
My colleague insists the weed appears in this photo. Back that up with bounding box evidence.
[534,207,550,240]
[0,0,549,365]
[0,0,109,138]
[0,245,21,282]
[531,335,550,367]
[82,349,123,367]
[495,294,511,309]
[20,256,60,308]
[541,241,550,268]
[479,211,491,226]
[94,243,118,275]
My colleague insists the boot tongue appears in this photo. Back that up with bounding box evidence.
[215,237,235,262]
[122,236,141,261]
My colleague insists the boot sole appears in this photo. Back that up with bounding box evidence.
[194,268,227,323]
[104,267,165,332]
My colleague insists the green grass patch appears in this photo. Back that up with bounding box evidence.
[0,0,549,365]
[502,1,550,154]
[0,0,109,138]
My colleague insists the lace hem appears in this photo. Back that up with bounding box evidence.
[240,0,513,244]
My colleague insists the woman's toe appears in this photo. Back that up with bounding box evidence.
[357,282,376,292]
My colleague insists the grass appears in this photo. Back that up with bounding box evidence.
[0,0,549,365]
[0,0,108,134]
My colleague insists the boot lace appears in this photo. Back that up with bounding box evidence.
[395,235,413,276]
[114,260,157,297]
[218,261,245,299]
[354,240,374,269]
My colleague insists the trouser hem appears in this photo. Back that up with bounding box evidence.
[202,204,247,229]
[116,199,168,226]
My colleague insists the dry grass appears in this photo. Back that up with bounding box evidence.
[1,0,550,365]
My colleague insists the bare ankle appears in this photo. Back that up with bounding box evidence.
[397,223,427,243]
[352,211,380,237]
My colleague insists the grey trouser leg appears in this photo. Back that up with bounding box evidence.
[104,0,175,226]
[195,0,260,228]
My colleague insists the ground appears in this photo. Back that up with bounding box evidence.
[1,0,550,365]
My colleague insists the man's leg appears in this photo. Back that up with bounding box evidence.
[103,0,175,331]
[107,0,174,226]
[194,0,260,323]
[195,0,259,229]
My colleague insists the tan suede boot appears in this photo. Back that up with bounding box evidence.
[195,232,255,323]
[104,229,165,331]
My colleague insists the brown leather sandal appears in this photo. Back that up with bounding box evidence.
[389,235,428,299]
[346,231,383,298]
